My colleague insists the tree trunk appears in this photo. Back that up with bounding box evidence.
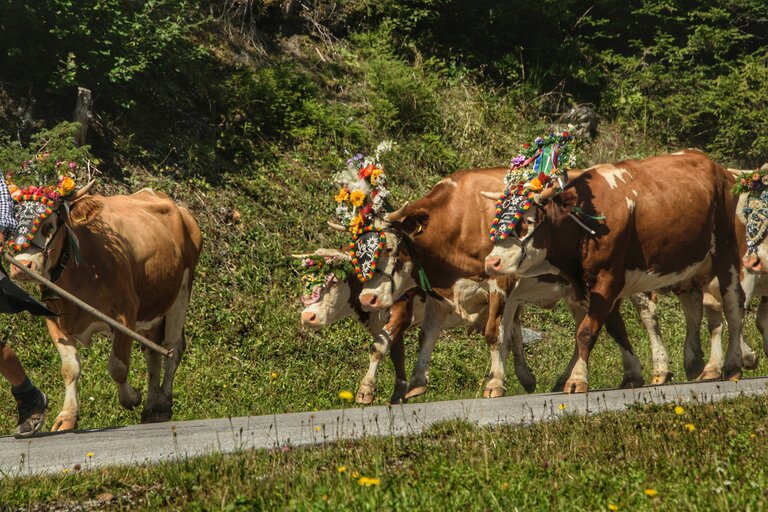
[72,87,93,147]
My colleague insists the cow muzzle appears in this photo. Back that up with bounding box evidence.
[300,311,321,328]
[359,293,384,310]
[485,256,505,275]
[744,253,763,273]
[9,258,37,281]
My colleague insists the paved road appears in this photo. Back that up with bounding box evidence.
[2,377,767,477]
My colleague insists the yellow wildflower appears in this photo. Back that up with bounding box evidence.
[500,482,510,490]
[644,488,657,498]
[86,452,94,458]
[674,405,685,415]
[358,476,381,487]
[351,471,360,478]
[337,466,347,474]
[684,423,696,432]
[271,372,278,380]
[529,177,543,191]
[607,504,619,511]
[315,426,322,432]
[558,403,566,411]
[339,390,354,401]
[335,188,349,203]
[350,190,366,207]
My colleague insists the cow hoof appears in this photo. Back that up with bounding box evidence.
[355,387,375,405]
[724,368,743,382]
[140,408,172,424]
[389,380,408,405]
[563,379,588,394]
[118,387,142,410]
[619,374,644,389]
[483,387,506,398]
[405,385,428,399]
[51,415,78,431]
[743,352,759,371]
[697,366,722,381]
[650,371,673,385]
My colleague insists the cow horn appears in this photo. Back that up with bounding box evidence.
[384,201,410,222]
[539,185,560,203]
[72,179,96,200]
[480,191,501,200]
[327,221,348,232]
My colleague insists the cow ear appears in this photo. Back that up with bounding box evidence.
[401,210,429,237]
[68,196,104,225]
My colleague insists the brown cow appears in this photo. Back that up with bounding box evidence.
[484,149,745,393]
[356,168,651,392]
[10,186,202,429]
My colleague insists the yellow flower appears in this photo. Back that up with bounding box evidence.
[751,433,756,439]
[86,452,94,458]
[337,466,347,474]
[271,372,278,380]
[335,188,349,203]
[350,190,366,207]
[339,390,354,401]
[357,476,381,487]
[500,482,510,490]
[558,403,566,411]
[684,423,696,432]
[644,488,657,498]
[59,176,76,192]
[351,471,360,478]
[529,177,543,191]
[315,426,322,432]
[349,215,363,234]
[674,405,685,415]
[607,504,619,511]
[370,168,383,185]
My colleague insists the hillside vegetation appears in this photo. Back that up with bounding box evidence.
[0,0,765,432]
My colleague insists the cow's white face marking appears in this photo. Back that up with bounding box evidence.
[626,198,636,211]
[11,211,61,280]
[301,279,354,328]
[359,231,415,310]
[486,236,558,278]
[737,192,768,272]
[596,166,632,189]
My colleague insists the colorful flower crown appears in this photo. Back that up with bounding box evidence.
[7,175,77,202]
[333,141,393,234]
[296,253,355,306]
[733,169,768,196]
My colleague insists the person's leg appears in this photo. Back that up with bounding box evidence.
[0,342,47,436]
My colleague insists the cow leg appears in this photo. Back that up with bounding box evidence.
[405,301,449,399]
[563,278,622,394]
[47,320,80,431]
[141,322,166,423]
[629,292,672,385]
[356,323,390,405]
[388,335,408,404]
[715,264,745,381]
[499,303,536,394]
[483,288,512,398]
[604,303,644,389]
[108,328,142,410]
[553,297,587,392]
[674,288,707,380]
[702,303,725,380]
[756,297,768,359]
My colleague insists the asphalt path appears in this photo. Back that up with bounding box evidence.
[2,377,768,478]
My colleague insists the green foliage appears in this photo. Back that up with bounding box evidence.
[0,122,94,186]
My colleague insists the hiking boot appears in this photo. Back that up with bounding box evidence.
[15,389,48,437]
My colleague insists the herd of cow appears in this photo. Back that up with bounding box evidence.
[299,149,768,405]
[6,146,765,432]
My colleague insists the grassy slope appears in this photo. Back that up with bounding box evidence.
[2,396,768,510]
[0,16,765,508]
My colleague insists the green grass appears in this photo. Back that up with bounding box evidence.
[2,395,768,510]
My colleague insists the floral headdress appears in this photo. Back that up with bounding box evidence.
[4,153,79,252]
[332,141,394,282]
[295,252,355,306]
[733,169,768,256]
[490,130,576,242]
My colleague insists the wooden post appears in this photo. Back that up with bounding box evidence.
[72,87,93,147]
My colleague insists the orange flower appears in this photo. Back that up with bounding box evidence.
[529,177,543,191]
[350,215,363,233]
[359,164,375,178]
[335,188,350,203]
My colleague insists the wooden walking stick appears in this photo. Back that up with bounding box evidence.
[4,253,172,358]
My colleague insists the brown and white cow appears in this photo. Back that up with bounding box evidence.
[356,168,651,393]
[484,149,745,393]
[10,186,202,429]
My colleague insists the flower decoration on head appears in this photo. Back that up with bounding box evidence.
[733,168,768,257]
[333,141,394,233]
[489,130,576,242]
[295,253,354,306]
[733,168,768,196]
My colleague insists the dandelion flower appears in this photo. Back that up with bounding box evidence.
[271,372,278,380]
[86,452,94,458]
[674,405,685,415]
[685,423,696,432]
[558,403,566,411]
[339,390,354,401]
[337,466,347,474]
[351,471,360,478]
[607,504,619,511]
[644,488,657,498]
[357,476,381,487]
[315,426,322,432]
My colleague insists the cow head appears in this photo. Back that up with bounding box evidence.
[356,210,418,311]
[737,190,768,274]
[9,180,95,282]
[295,249,359,328]
[483,185,557,276]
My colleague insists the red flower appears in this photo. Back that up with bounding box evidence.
[563,131,570,138]
[358,164,374,179]
[523,143,530,149]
